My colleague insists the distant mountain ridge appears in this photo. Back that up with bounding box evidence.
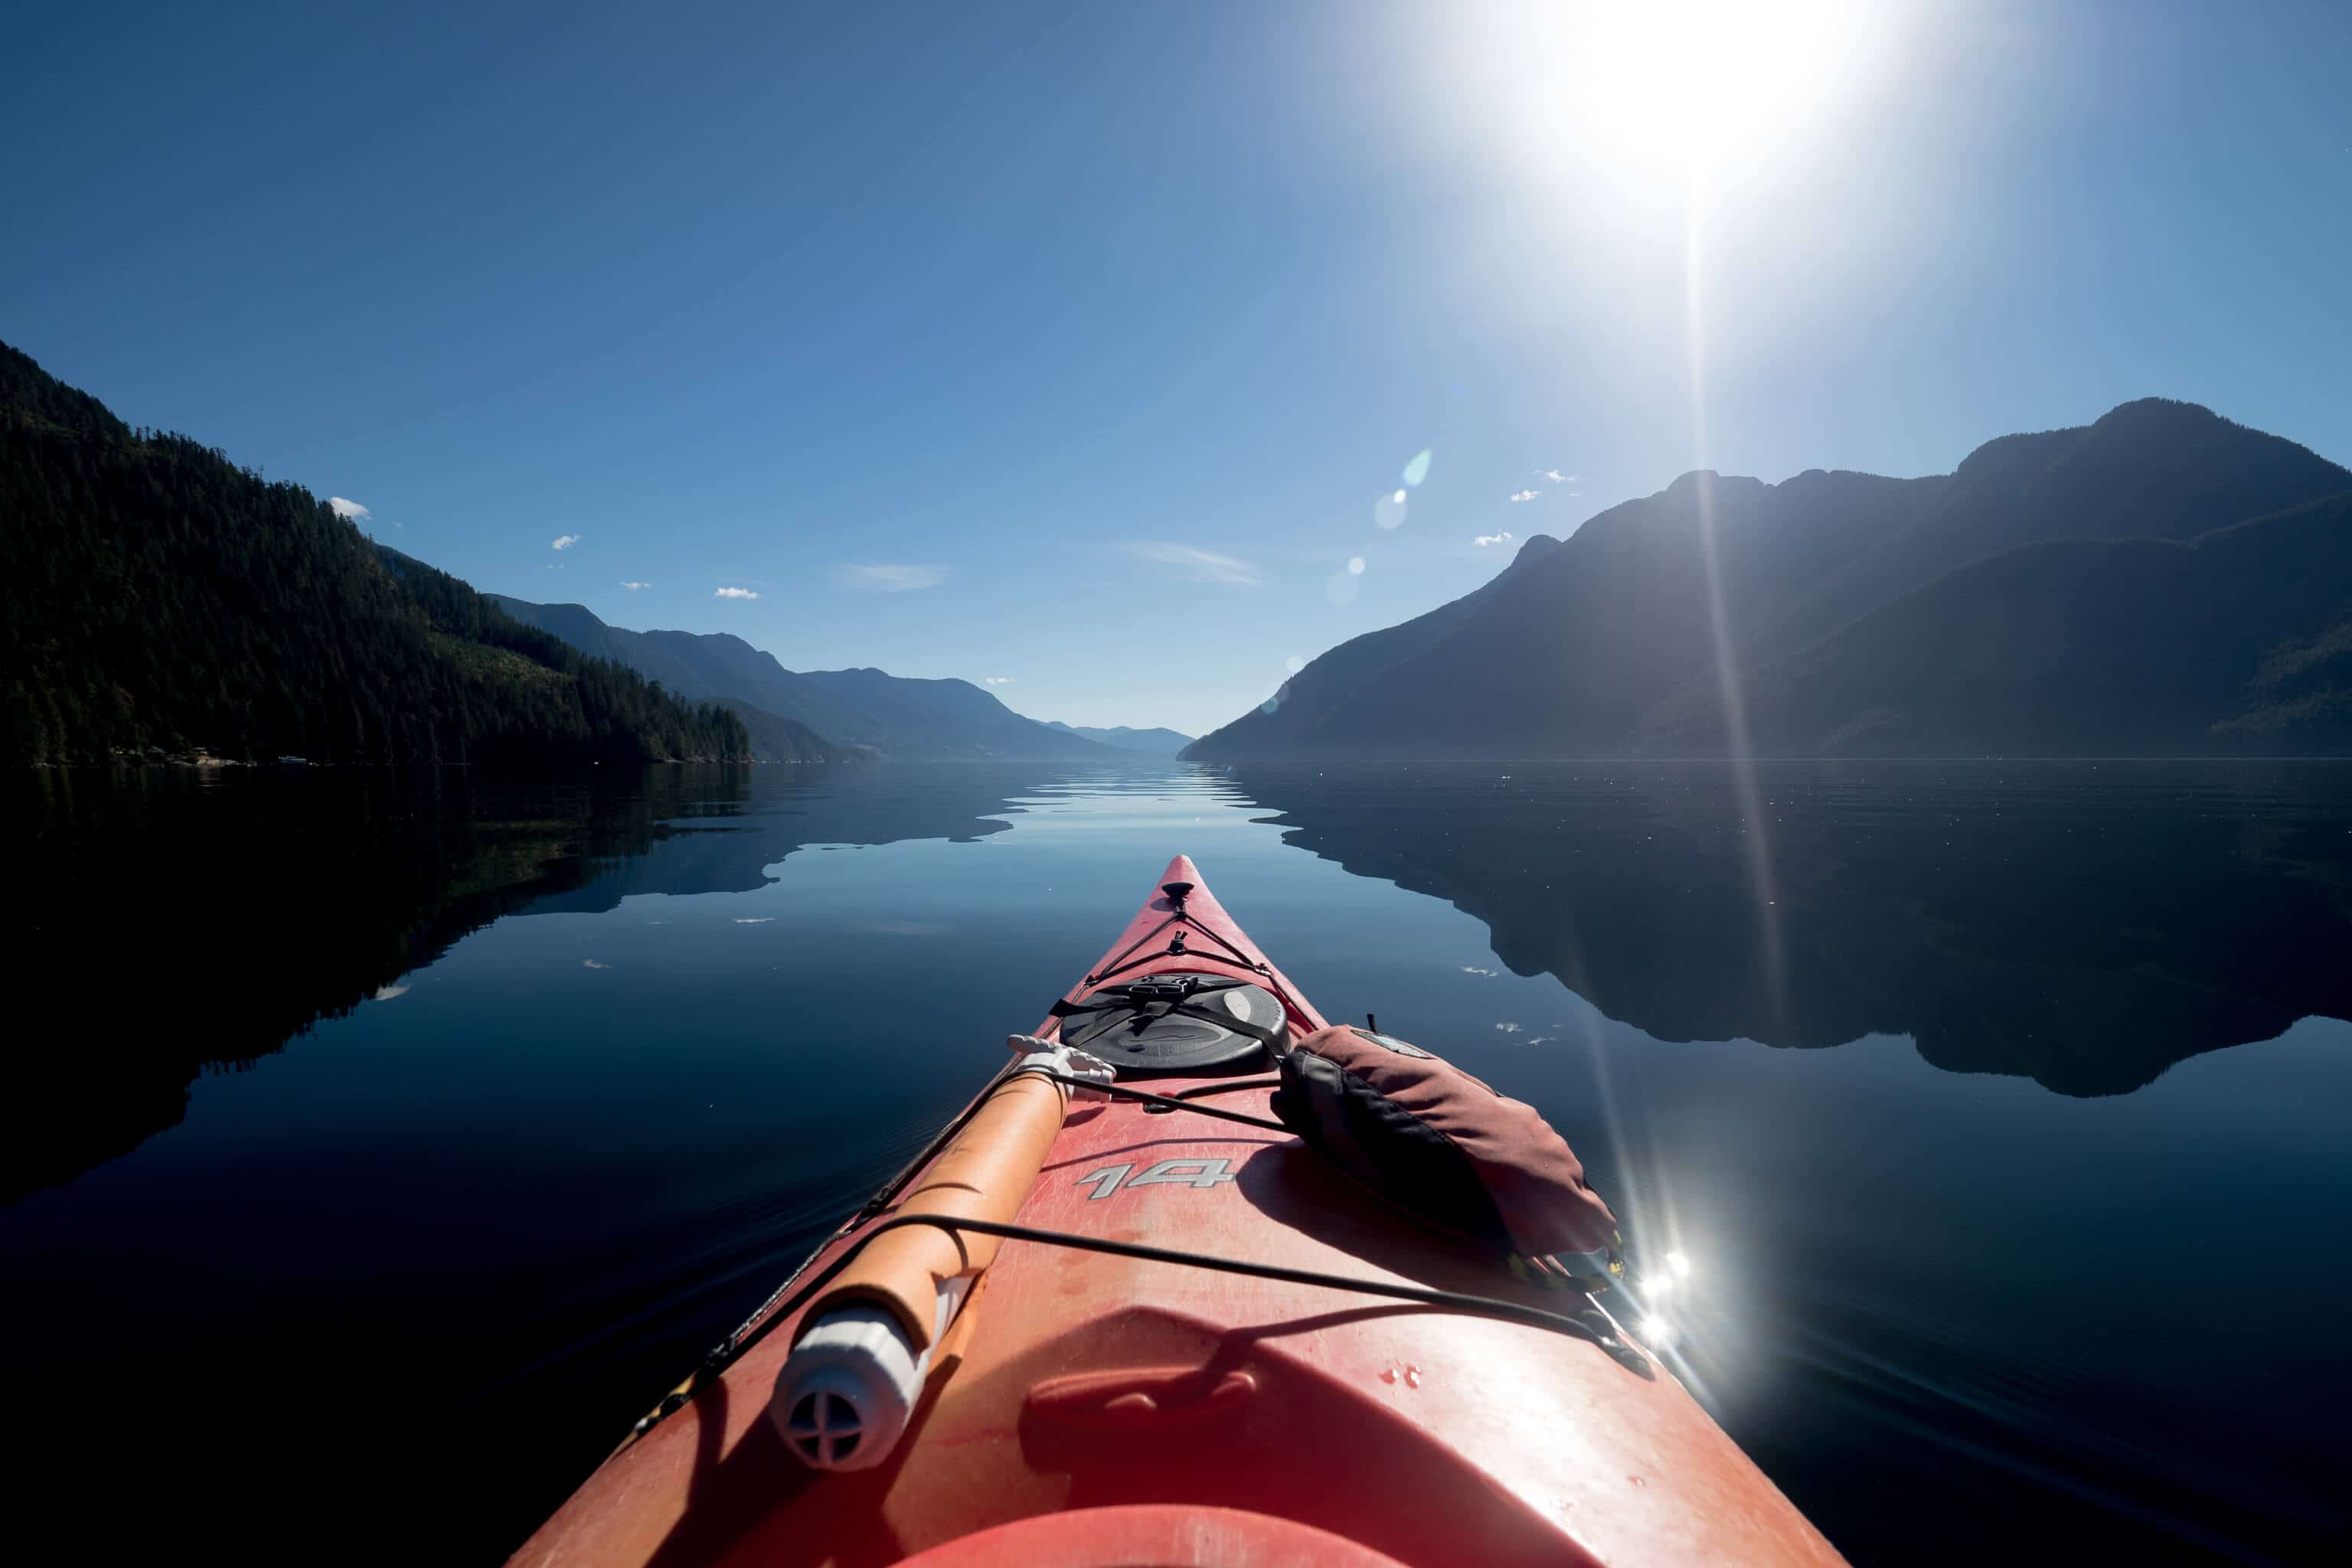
[1186,400,2352,760]
[1044,721,1194,755]
[488,596,1108,760]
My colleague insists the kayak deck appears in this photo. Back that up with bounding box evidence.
[512,857,1843,1566]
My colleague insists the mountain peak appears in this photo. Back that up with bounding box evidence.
[1185,399,2352,763]
[1663,470,1772,503]
[2090,395,2223,429]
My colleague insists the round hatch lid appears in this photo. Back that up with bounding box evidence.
[1056,972,1289,1076]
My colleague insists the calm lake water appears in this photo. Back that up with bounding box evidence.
[8,760,2350,1563]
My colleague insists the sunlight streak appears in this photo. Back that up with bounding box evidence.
[1683,175,1788,1036]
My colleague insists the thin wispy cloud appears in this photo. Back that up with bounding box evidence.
[620,580,650,590]
[1131,542,1259,586]
[1538,469,1577,484]
[714,586,760,599]
[984,676,1012,686]
[328,497,369,521]
[552,534,581,550]
[1475,531,1514,547]
[838,564,948,593]
[1509,488,1540,502]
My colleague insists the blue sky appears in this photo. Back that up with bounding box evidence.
[8,1,2348,735]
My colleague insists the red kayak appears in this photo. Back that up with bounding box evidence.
[512,856,1844,1566]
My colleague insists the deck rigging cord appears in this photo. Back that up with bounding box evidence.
[629,1070,1650,1443]
[1028,1069,1288,1130]
[636,1210,1651,1438]
[1077,899,1314,1024]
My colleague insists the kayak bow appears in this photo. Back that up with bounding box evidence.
[512,855,1844,1566]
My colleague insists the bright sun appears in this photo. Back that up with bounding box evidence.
[1562,0,1866,185]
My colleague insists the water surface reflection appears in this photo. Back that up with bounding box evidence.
[9,763,1021,1199]
[5,760,2347,1564]
[1235,760,2352,1094]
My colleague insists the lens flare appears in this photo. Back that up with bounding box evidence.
[1347,556,1366,576]
[1374,489,1409,530]
[1402,449,1432,488]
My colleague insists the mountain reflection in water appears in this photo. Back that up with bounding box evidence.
[8,763,1017,1200]
[7,760,2348,1564]
[1232,760,2352,1096]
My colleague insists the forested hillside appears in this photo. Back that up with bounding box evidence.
[2,343,747,765]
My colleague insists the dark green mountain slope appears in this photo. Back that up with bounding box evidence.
[2,343,746,765]
[1185,400,2351,760]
